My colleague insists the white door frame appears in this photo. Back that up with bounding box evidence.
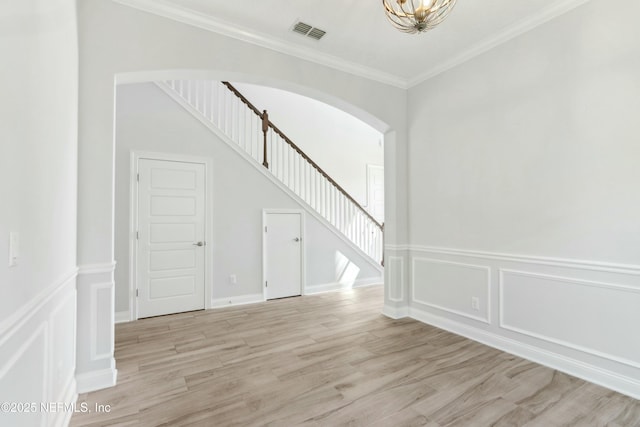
[262,209,306,301]
[129,150,214,320]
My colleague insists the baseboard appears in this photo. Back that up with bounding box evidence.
[382,304,409,319]
[305,282,343,295]
[409,306,640,400]
[114,310,131,324]
[353,277,383,288]
[212,293,264,308]
[306,277,382,295]
[76,365,118,394]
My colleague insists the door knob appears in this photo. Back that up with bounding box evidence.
[193,241,204,246]
[293,237,300,242]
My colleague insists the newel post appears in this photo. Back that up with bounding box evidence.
[381,222,385,267]
[261,110,269,168]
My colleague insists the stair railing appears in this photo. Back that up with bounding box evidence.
[165,79,384,264]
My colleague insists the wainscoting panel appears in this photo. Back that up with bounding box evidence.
[382,249,409,319]
[0,325,47,427]
[500,269,640,369]
[0,269,77,427]
[91,283,115,360]
[386,256,404,302]
[49,290,77,404]
[406,246,640,399]
[412,257,490,323]
[77,263,117,393]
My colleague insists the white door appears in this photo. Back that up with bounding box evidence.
[265,212,302,300]
[137,158,206,318]
[367,165,385,223]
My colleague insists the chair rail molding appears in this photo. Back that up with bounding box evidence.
[407,245,640,275]
[405,244,640,400]
[0,267,78,427]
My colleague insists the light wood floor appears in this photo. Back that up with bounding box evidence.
[72,286,640,427]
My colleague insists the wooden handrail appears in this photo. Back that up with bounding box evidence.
[222,81,263,116]
[222,82,383,230]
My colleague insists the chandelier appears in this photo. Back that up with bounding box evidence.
[383,0,457,34]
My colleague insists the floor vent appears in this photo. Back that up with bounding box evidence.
[292,21,326,40]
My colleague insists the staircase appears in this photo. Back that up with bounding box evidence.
[157,80,384,265]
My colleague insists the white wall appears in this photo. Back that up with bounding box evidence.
[231,83,383,208]
[77,0,407,269]
[77,0,408,389]
[0,0,78,425]
[401,0,640,398]
[115,83,382,315]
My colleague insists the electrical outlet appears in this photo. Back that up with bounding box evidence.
[8,232,19,267]
[471,297,480,311]
[229,274,237,284]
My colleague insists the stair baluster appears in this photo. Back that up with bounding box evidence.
[162,79,384,265]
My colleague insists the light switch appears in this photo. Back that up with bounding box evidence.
[9,232,19,267]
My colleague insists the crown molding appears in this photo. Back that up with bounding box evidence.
[111,0,409,89]
[112,0,592,90]
[407,0,593,87]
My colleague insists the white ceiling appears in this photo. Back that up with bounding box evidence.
[114,0,591,88]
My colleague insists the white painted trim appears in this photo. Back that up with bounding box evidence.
[262,209,306,299]
[156,82,384,274]
[111,0,407,89]
[115,311,131,324]
[304,279,381,295]
[0,268,78,339]
[387,255,404,302]
[354,277,383,288]
[408,0,594,86]
[111,0,592,89]
[382,304,409,320]
[76,366,118,394]
[211,293,265,308]
[304,282,343,295]
[409,305,640,400]
[500,268,640,295]
[499,268,640,370]
[411,257,491,324]
[385,244,410,252]
[78,262,116,275]
[128,151,138,321]
[129,151,215,320]
[407,245,640,275]
[90,282,114,361]
[0,323,47,384]
[0,270,77,426]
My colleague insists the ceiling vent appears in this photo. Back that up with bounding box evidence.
[292,21,326,41]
